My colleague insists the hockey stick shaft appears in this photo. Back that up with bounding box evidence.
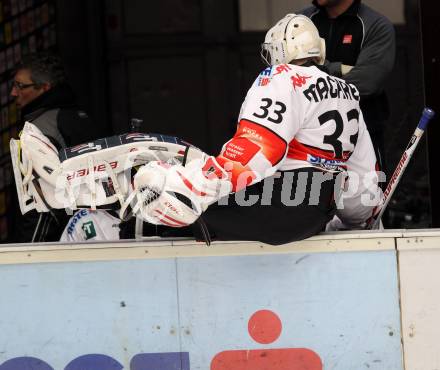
[369,107,435,229]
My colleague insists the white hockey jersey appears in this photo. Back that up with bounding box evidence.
[215,63,380,225]
[60,209,121,242]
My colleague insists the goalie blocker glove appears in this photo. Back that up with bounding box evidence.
[132,156,232,227]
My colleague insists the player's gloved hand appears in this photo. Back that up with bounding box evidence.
[341,64,354,75]
[132,156,232,227]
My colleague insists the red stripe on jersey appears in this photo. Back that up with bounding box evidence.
[176,171,208,196]
[216,119,286,191]
[229,119,287,165]
[288,138,334,160]
[287,138,350,161]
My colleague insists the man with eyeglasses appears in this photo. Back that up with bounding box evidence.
[8,52,103,243]
[10,52,101,149]
[11,80,43,103]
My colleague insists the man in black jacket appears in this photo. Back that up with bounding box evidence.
[9,52,104,243]
[301,0,395,176]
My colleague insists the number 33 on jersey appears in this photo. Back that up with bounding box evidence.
[216,63,372,191]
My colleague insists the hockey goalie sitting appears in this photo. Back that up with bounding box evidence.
[11,14,381,245]
[128,13,382,243]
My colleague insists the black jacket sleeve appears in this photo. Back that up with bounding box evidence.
[342,13,395,96]
[300,5,395,97]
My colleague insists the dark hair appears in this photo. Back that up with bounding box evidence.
[17,52,67,87]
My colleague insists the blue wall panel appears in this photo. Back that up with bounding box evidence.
[0,251,402,369]
[177,251,402,369]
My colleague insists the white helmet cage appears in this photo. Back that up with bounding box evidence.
[261,14,326,66]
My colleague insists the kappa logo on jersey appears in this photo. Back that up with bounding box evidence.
[273,64,291,76]
[291,73,312,90]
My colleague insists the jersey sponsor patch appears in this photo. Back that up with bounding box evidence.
[307,154,347,171]
[256,65,294,87]
[222,138,260,166]
[66,209,89,235]
[287,139,348,172]
[259,66,273,76]
[257,66,273,86]
[257,77,271,86]
[82,221,97,240]
[236,120,286,166]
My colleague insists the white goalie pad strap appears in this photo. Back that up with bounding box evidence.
[10,139,44,213]
[10,122,205,214]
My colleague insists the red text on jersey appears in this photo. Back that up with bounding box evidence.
[216,119,287,191]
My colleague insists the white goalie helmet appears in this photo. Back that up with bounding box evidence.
[261,13,326,66]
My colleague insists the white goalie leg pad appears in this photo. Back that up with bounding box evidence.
[132,156,232,227]
[20,122,63,186]
[11,138,34,214]
[10,123,65,214]
[60,144,204,211]
[11,122,207,215]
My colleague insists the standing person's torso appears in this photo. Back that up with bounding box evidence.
[309,10,363,66]
[25,107,67,147]
[302,2,394,125]
[21,84,101,149]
